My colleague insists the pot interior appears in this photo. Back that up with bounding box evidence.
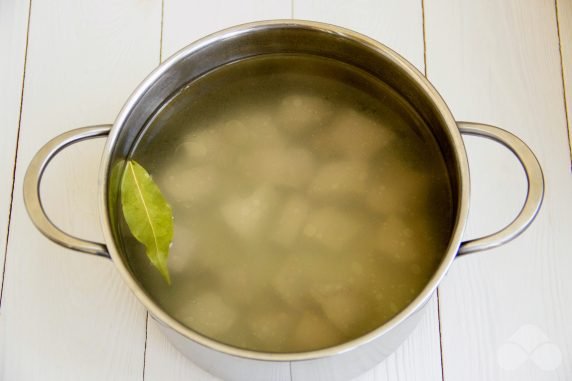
[104,21,463,354]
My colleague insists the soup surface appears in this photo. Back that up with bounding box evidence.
[121,54,453,353]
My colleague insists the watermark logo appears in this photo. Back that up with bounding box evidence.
[497,324,562,371]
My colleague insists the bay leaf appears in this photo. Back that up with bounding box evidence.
[121,160,173,284]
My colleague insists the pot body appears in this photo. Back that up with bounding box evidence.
[23,20,544,381]
[103,20,469,380]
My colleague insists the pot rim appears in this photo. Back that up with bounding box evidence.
[99,19,470,362]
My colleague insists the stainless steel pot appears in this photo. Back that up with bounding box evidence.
[23,20,544,381]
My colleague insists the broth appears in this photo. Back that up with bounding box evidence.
[120,54,453,352]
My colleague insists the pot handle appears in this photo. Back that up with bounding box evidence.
[457,122,544,256]
[23,125,112,258]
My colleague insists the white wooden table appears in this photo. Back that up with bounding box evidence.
[1,1,571,380]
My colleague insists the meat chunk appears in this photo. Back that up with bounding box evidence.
[272,254,311,309]
[326,108,394,160]
[248,310,295,350]
[239,147,316,189]
[271,195,310,246]
[277,94,334,134]
[179,127,230,165]
[159,164,220,205]
[309,160,369,199]
[366,167,430,216]
[375,216,424,263]
[303,206,362,250]
[168,223,197,275]
[220,186,279,238]
[176,292,236,338]
[315,291,368,335]
[222,111,284,148]
[291,312,344,350]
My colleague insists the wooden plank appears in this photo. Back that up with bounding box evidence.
[557,0,572,162]
[0,0,30,300]
[295,2,442,381]
[425,0,572,380]
[0,0,162,379]
[143,2,291,379]
[143,1,443,381]
[161,0,291,60]
[293,0,425,72]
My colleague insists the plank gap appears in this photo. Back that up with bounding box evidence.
[436,288,446,381]
[143,312,150,381]
[554,0,572,170]
[0,0,33,309]
[421,0,428,76]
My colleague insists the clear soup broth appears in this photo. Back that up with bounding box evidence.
[121,54,453,353]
